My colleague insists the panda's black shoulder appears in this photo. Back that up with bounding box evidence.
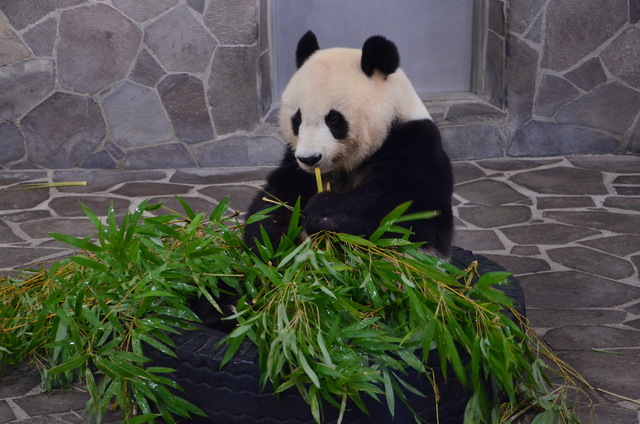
[378,119,446,158]
[371,118,452,187]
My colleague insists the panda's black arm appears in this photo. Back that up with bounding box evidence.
[244,148,316,249]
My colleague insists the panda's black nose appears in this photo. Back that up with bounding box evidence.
[296,154,322,166]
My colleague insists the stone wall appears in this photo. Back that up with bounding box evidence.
[503,0,640,157]
[0,0,639,170]
[436,0,640,159]
[0,0,283,170]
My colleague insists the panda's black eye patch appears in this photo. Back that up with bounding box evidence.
[325,109,348,140]
[291,109,302,136]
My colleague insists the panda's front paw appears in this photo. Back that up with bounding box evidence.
[303,193,342,234]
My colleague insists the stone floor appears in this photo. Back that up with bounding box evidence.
[1,155,639,423]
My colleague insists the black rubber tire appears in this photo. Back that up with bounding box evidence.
[146,246,525,424]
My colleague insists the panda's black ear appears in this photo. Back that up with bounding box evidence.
[296,31,320,68]
[361,35,399,77]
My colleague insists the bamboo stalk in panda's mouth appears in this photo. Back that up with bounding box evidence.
[315,167,323,193]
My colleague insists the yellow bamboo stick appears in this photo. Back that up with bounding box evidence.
[314,167,323,193]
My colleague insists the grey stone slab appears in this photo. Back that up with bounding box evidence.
[505,36,537,127]
[208,46,261,134]
[527,308,627,328]
[455,180,530,205]
[198,184,261,213]
[0,210,51,223]
[129,48,166,88]
[0,187,50,210]
[523,9,542,44]
[579,235,640,257]
[439,124,503,161]
[541,0,626,71]
[0,0,84,30]
[48,196,131,217]
[484,31,505,108]
[457,205,531,228]
[537,196,596,209]
[52,170,168,193]
[0,15,30,66]
[19,217,97,240]
[204,0,257,45]
[508,121,620,156]
[259,49,272,115]
[632,254,640,274]
[564,57,608,92]
[632,0,640,23]
[0,363,42,398]
[626,302,640,315]
[547,246,635,279]
[145,5,215,73]
[0,247,67,268]
[508,0,546,35]
[543,210,640,234]
[451,162,486,185]
[170,168,272,185]
[509,166,607,195]
[576,405,640,424]
[103,81,174,148]
[629,120,640,154]
[601,26,640,90]
[0,121,24,164]
[0,170,48,185]
[568,155,640,173]
[22,92,105,168]
[614,175,640,185]
[534,74,580,118]
[615,186,640,196]
[12,390,89,416]
[548,324,640,351]
[124,144,196,169]
[112,0,177,22]
[158,74,213,144]
[488,0,505,37]
[518,271,640,308]
[558,350,640,400]
[500,223,599,245]
[0,219,24,243]
[445,102,505,122]
[194,136,285,167]
[22,17,57,57]
[627,318,640,330]
[476,158,561,172]
[58,4,142,94]
[111,182,191,198]
[481,253,550,275]
[452,229,505,251]
[510,245,540,256]
[105,142,125,161]
[557,82,640,134]
[187,0,205,14]
[0,58,55,121]
[0,400,15,423]
[82,150,117,169]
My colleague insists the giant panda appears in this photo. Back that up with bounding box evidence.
[245,31,453,257]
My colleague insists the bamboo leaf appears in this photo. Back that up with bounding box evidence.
[48,354,89,374]
[297,349,320,388]
[49,233,102,252]
[382,368,395,417]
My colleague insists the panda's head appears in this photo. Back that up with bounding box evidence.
[279,31,431,174]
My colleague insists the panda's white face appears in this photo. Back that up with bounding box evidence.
[279,46,430,175]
